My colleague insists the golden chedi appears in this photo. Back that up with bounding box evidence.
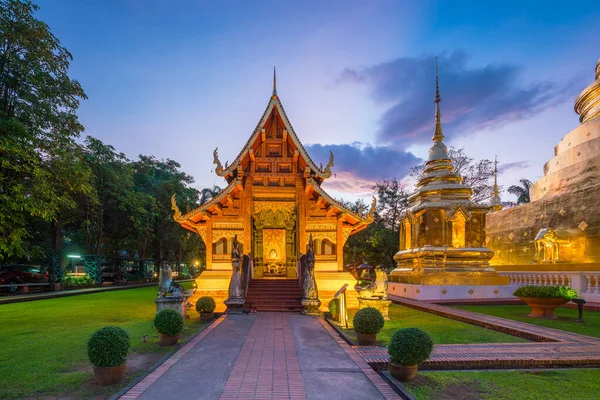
[487,58,600,265]
[389,61,509,300]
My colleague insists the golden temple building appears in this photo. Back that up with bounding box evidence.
[172,70,374,310]
[389,61,509,300]
[487,58,600,265]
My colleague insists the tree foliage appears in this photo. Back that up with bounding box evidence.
[507,179,532,204]
[0,1,209,268]
[343,179,408,269]
[0,0,89,259]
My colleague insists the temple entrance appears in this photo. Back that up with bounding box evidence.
[263,228,286,276]
[252,206,297,278]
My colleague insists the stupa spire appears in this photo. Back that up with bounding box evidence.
[433,56,445,143]
[491,156,503,211]
[272,66,277,98]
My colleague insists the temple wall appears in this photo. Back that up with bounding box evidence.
[486,183,600,265]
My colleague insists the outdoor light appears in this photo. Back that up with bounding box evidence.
[573,298,586,323]
[67,254,81,259]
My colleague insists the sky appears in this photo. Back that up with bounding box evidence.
[36,0,600,203]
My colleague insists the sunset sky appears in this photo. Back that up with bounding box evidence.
[37,0,600,202]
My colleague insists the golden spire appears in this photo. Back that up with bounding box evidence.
[433,56,445,143]
[491,156,503,211]
[272,66,277,98]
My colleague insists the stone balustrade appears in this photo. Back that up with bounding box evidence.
[499,270,600,302]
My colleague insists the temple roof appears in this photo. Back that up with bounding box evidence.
[212,77,334,185]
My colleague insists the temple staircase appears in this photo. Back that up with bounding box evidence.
[244,279,303,312]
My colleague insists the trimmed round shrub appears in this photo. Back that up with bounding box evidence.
[388,328,433,366]
[154,309,184,336]
[195,296,216,313]
[328,298,340,321]
[87,326,130,367]
[353,307,384,334]
[513,285,577,300]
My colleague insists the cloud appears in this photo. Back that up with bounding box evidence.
[498,161,529,174]
[339,51,576,145]
[306,142,421,194]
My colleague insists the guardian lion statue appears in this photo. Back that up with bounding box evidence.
[355,266,388,300]
[157,263,184,298]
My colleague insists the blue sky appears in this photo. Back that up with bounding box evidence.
[37,0,600,202]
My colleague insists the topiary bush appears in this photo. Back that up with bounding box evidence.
[388,328,433,366]
[154,309,184,336]
[353,307,385,334]
[195,296,216,313]
[87,326,130,367]
[328,298,340,321]
[513,285,577,300]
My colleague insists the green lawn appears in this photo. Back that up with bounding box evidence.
[403,369,600,400]
[341,304,527,345]
[0,282,207,399]
[454,305,600,338]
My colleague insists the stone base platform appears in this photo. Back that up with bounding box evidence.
[193,270,359,313]
[315,271,359,312]
[388,281,514,301]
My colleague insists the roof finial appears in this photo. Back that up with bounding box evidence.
[433,56,444,143]
[491,155,503,211]
[273,66,277,97]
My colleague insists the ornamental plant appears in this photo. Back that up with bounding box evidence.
[513,285,578,300]
[353,307,385,334]
[328,298,340,321]
[195,296,216,313]
[87,326,130,367]
[388,328,433,366]
[154,309,184,336]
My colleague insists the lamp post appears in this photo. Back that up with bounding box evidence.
[572,298,586,323]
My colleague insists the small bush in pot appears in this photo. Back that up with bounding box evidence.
[195,296,216,320]
[353,307,384,345]
[513,285,577,319]
[328,298,340,321]
[87,326,130,386]
[154,309,184,346]
[388,328,433,382]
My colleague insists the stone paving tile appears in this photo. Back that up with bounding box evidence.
[120,315,227,399]
[357,296,600,370]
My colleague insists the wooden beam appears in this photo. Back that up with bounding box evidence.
[316,196,325,209]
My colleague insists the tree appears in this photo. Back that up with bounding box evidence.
[199,185,221,205]
[342,179,409,269]
[508,179,532,204]
[411,147,494,203]
[0,0,88,260]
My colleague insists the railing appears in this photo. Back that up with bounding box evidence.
[499,271,600,301]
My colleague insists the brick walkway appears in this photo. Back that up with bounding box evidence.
[219,314,306,400]
[358,295,600,370]
[119,313,399,400]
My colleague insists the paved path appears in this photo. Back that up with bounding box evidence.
[357,295,600,370]
[120,314,400,400]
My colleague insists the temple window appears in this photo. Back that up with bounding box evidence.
[321,239,335,255]
[452,213,466,248]
[212,237,228,255]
